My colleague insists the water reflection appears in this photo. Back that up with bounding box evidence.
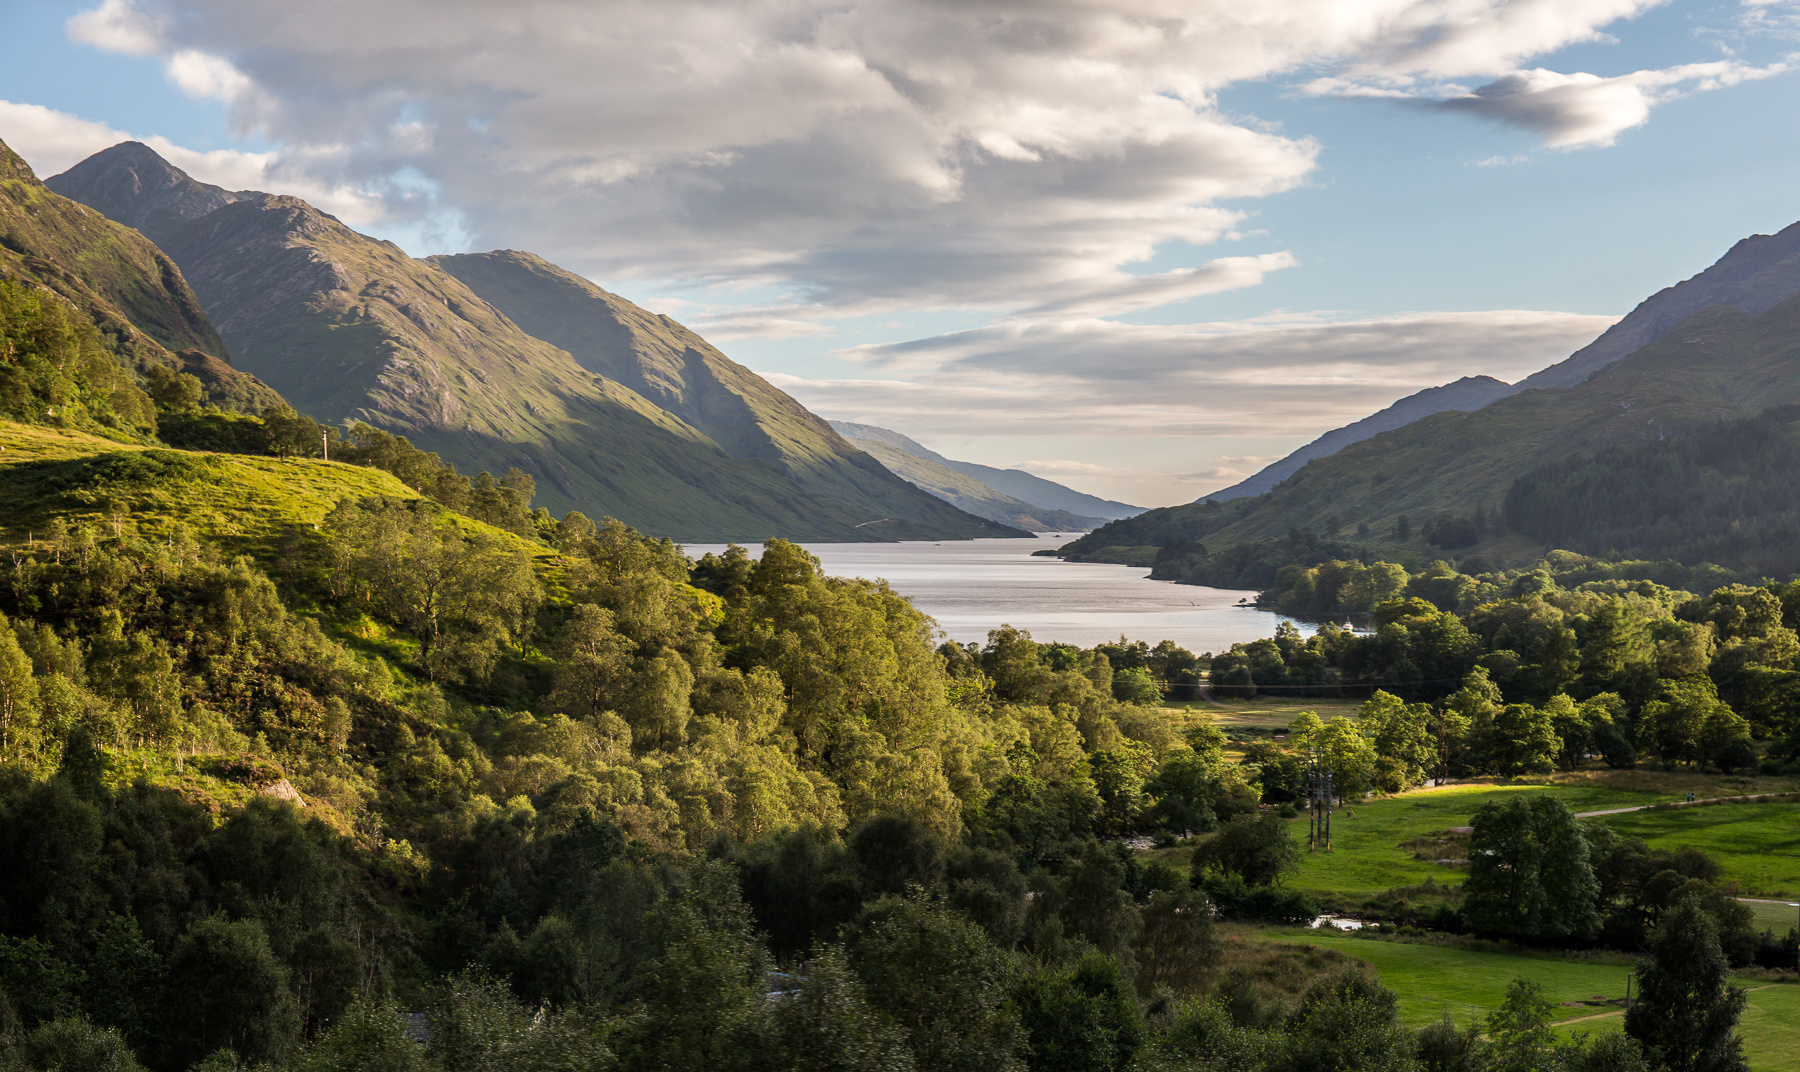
[683,534,1305,654]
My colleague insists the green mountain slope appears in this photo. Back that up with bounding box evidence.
[50,144,1017,541]
[0,139,279,413]
[828,421,1107,531]
[1065,291,1800,561]
[426,250,1016,539]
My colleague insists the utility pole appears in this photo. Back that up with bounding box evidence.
[1306,751,1333,852]
[321,430,329,461]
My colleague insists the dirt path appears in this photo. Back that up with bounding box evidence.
[1574,793,1772,818]
[1553,985,1776,1028]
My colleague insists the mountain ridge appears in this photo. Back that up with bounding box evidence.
[1204,375,1514,501]
[47,141,1021,542]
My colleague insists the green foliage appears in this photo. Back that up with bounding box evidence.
[0,282,154,440]
[1463,795,1599,942]
[1191,812,1298,887]
[846,897,1024,1072]
[1624,897,1750,1072]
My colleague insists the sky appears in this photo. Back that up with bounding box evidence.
[4,0,1800,507]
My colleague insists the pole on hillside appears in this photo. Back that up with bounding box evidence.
[322,430,329,461]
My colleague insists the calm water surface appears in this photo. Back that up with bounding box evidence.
[685,534,1304,654]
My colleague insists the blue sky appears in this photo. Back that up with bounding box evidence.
[4,0,1798,505]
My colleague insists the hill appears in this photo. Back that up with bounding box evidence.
[1064,232,1800,571]
[0,139,280,412]
[1206,376,1513,501]
[828,420,1140,523]
[49,143,1017,542]
[827,420,1109,530]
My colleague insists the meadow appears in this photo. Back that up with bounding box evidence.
[1245,928,1800,1071]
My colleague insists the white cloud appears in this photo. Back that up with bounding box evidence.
[49,0,1762,320]
[163,49,253,103]
[66,0,161,56]
[782,309,1617,438]
[0,99,388,226]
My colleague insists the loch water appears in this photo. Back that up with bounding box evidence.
[683,534,1305,655]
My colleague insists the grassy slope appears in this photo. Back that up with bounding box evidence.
[428,250,1020,540]
[0,419,422,557]
[1600,802,1800,898]
[1067,295,1800,561]
[0,139,279,413]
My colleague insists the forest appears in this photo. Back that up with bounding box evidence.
[0,278,1789,1072]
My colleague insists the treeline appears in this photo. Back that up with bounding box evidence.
[1150,530,1373,591]
[1208,568,1800,782]
[1505,403,1800,575]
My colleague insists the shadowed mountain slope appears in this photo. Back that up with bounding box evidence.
[49,142,1017,541]
[1,139,278,412]
[427,250,1015,539]
[828,420,1106,531]
[828,420,1141,524]
[1205,376,1513,501]
[1063,290,1800,559]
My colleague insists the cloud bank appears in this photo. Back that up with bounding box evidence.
[774,309,1619,438]
[35,0,1772,318]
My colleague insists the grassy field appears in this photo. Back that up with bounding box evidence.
[1162,694,1366,732]
[1255,929,1800,1071]
[1742,899,1800,935]
[1280,783,1671,901]
[1598,802,1800,898]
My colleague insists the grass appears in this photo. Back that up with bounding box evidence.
[1255,927,1634,1028]
[1742,899,1800,935]
[1251,928,1800,1071]
[1165,694,1367,732]
[1597,802,1800,898]
[1279,782,1672,901]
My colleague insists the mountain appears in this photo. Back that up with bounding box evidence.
[422,250,1004,540]
[828,421,1106,531]
[1512,220,1800,393]
[828,420,1142,524]
[1062,252,1800,563]
[48,142,1020,542]
[0,139,279,412]
[1204,376,1514,501]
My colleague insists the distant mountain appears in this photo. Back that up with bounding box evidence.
[829,421,1106,531]
[1513,220,1800,393]
[1061,220,1800,565]
[50,142,1020,542]
[1205,376,1513,501]
[829,421,1143,525]
[0,139,279,412]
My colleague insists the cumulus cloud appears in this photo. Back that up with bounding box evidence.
[46,0,1762,318]
[783,309,1617,438]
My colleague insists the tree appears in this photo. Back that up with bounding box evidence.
[1486,703,1559,776]
[1624,896,1749,1072]
[1485,978,1556,1072]
[143,364,205,413]
[158,916,301,1069]
[754,945,914,1072]
[1015,952,1145,1072]
[846,896,1024,1072]
[1271,969,1415,1072]
[1463,795,1598,941]
[1357,691,1434,792]
[1131,887,1220,994]
[1641,677,1736,769]
[0,616,42,758]
[1191,812,1297,887]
